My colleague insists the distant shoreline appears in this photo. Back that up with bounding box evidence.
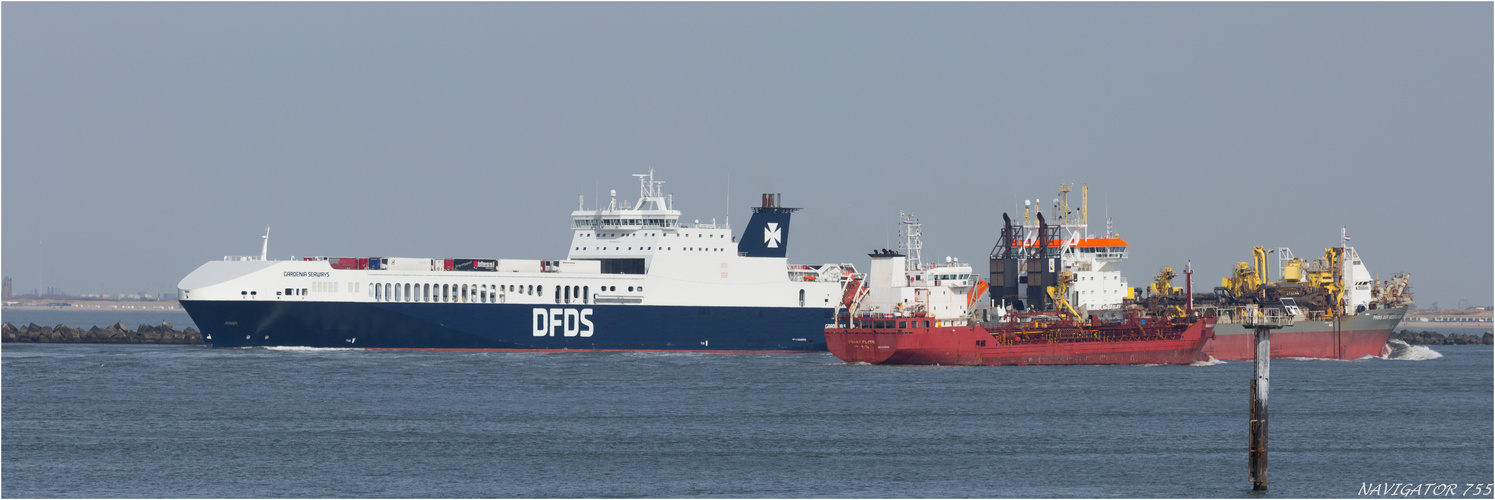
[2,299,181,312]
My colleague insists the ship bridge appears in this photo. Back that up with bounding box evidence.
[565,170,736,275]
[570,170,682,231]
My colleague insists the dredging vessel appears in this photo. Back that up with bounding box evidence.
[177,171,854,351]
[825,198,1214,366]
[1135,231,1410,360]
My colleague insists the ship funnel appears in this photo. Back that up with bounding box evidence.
[991,213,1022,310]
[737,193,800,258]
[1027,212,1057,312]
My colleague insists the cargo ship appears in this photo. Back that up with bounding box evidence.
[1135,230,1410,360]
[825,206,1213,366]
[177,171,854,351]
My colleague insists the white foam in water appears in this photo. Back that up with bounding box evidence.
[1189,356,1226,367]
[1380,339,1444,361]
[1288,356,1352,362]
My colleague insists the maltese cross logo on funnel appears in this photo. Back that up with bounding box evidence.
[764,222,782,248]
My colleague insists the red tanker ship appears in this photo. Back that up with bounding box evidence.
[827,312,1214,366]
[824,210,1212,366]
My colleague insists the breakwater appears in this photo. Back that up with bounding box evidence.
[2,322,202,344]
[1392,329,1492,345]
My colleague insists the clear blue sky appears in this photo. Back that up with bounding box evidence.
[3,3,1490,307]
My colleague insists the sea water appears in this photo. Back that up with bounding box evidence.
[2,340,1490,497]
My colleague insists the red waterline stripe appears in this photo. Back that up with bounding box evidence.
[321,345,819,353]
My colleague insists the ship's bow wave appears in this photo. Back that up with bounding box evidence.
[1189,356,1226,367]
[1380,339,1444,361]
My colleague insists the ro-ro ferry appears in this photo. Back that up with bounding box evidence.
[177,171,851,351]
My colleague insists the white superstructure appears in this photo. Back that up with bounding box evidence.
[995,184,1132,313]
[179,170,846,314]
[849,214,980,327]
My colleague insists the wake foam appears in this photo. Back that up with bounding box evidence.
[1190,356,1226,367]
[1380,339,1443,361]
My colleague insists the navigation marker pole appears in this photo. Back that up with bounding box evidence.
[1244,307,1290,491]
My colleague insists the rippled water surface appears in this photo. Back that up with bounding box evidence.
[3,341,1489,498]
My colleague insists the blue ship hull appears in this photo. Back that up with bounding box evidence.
[181,300,833,351]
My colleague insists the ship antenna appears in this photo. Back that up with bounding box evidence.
[260,226,271,261]
[725,173,730,229]
[1104,198,1111,238]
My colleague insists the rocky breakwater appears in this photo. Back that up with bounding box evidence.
[1391,329,1493,345]
[2,321,203,345]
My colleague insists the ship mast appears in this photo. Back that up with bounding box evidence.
[260,227,270,261]
[899,212,923,271]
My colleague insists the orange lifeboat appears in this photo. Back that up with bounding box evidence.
[841,278,863,308]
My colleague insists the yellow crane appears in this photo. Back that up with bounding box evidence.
[1149,267,1181,296]
[1220,246,1272,297]
[1046,272,1084,320]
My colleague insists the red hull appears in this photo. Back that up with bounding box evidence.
[1201,308,1405,360]
[1202,327,1394,360]
[826,318,1215,366]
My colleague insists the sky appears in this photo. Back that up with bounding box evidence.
[3,3,1491,308]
